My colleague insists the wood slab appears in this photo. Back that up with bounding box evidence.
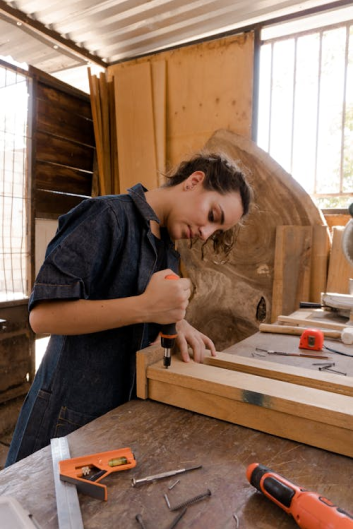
[177,129,330,350]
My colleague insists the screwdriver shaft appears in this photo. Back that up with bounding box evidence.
[131,465,202,487]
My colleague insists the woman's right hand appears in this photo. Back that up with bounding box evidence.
[140,269,191,324]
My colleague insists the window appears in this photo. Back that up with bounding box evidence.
[257,7,353,209]
[0,61,31,302]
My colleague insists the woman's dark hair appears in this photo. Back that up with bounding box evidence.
[164,152,253,257]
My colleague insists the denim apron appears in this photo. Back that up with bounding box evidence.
[6,184,179,466]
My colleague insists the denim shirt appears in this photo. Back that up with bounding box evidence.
[6,184,180,465]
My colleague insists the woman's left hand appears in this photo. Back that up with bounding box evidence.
[175,320,216,363]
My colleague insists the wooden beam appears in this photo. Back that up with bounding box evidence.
[203,352,353,397]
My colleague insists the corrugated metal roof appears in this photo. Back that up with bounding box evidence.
[0,0,349,92]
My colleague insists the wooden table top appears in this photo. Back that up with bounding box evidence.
[0,331,353,528]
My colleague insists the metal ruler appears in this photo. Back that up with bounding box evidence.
[50,437,84,529]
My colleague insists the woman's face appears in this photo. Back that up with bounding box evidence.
[165,171,244,242]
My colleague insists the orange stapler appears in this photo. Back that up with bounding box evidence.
[59,447,136,500]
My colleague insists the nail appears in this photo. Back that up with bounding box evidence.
[168,479,180,490]
[169,489,211,511]
[164,493,171,508]
[233,513,239,528]
[166,507,187,529]
[135,514,148,529]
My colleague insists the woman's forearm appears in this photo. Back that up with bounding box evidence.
[29,297,146,335]
[29,271,191,336]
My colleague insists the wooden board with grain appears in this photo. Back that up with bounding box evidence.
[326,226,353,294]
[114,62,158,192]
[136,344,353,458]
[271,225,312,322]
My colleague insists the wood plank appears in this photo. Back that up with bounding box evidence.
[310,224,330,302]
[35,161,92,196]
[151,60,167,185]
[278,309,350,330]
[271,226,312,322]
[259,322,341,339]
[88,69,106,196]
[136,343,164,399]
[146,357,353,430]
[203,351,353,396]
[148,379,353,457]
[326,226,353,294]
[114,62,158,192]
[36,83,92,119]
[137,343,353,457]
[35,131,94,171]
[36,98,94,147]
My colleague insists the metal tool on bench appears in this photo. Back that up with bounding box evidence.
[131,464,202,487]
[161,274,179,369]
[299,328,324,351]
[51,437,137,529]
[247,462,353,528]
[59,446,136,500]
[255,347,329,359]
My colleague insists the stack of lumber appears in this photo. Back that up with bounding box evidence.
[88,69,118,196]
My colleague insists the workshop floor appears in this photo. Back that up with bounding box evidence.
[0,338,48,470]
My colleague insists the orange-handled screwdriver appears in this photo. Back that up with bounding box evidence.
[246,463,353,528]
[161,274,178,369]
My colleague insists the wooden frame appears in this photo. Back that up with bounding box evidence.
[136,345,353,458]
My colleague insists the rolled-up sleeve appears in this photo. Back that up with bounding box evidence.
[29,199,122,311]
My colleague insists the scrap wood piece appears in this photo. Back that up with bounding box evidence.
[278,309,350,330]
[326,226,353,294]
[271,225,312,322]
[136,345,353,458]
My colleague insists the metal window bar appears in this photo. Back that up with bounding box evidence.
[258,19,353,207]
[340,24,350,195]
[314,30,323,196]
[0,61,30,302]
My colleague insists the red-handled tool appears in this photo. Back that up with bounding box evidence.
[246,463,353,528]
[161,274,179,369]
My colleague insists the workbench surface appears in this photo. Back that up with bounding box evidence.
[1,332,353,529]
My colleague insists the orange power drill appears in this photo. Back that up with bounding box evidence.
[247,463,353,528]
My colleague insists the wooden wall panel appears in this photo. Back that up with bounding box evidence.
[35,162,92,197]
[108,32,254,170]
[31,68,95,219]
[0,303,32,407]
[166,34,254,164]
[35,132,94,171]
[114,62,158,192]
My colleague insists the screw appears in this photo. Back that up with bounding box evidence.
[168,479,180,490]
[166,507,187,529]
[135,514,147,529]
[169,488,211,511]
[164,493,171,508]
[324,367,347,376]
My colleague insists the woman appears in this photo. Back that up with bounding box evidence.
[6,151,252,466]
